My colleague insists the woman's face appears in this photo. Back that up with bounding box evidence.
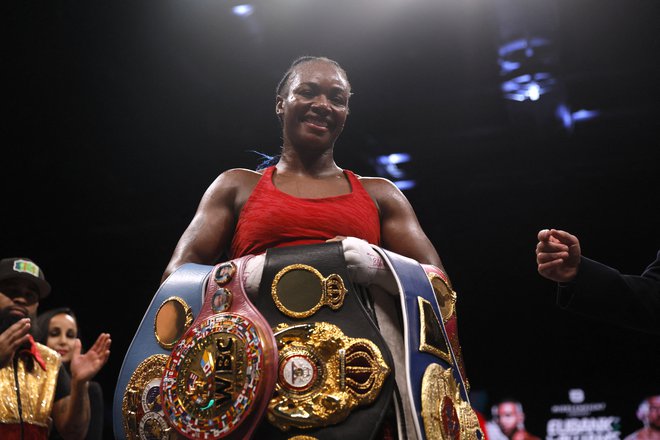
[46,312,78,363]
[277,60,350,150]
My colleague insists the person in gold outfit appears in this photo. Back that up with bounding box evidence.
[0,257,111,440]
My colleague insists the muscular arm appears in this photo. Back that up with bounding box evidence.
[361,177,443,269]
[161,169,259,282]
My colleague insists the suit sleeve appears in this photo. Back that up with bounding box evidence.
[556,251,660,335]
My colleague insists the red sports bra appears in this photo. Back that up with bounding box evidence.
[229,166,381,258]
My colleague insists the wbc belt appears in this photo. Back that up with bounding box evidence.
[372,247,483,440]
[252,242,395,440]
[113,257,278,440]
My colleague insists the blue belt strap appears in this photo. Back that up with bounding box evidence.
[375,248,471,440]
[112,263,212,440]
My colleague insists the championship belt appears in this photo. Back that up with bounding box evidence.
[372,247,484,440]
[113,257,278,440]
[113,263,209,440]
[252,242,395,440]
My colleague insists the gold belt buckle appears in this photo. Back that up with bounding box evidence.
[421,363,483,440]
[122,355,174,440]
[267,322,390,431]
[271,264,347,318]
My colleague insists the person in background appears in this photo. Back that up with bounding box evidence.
[489,399,540,440]
[35,308,105,440]
[0,257,111,440]
[535,228,660,334]
[625,395,660,440]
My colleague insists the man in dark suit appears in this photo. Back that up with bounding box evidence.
[535,229,660,335]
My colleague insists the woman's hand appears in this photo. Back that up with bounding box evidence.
[340,237,397,294]
[69,333,111,383]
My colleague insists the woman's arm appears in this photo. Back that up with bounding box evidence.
[161,169,260,282]
[361,177,443,269]
[53,333,111,440]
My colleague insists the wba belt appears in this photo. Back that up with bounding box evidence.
[373,247,484,440]
[252,242,395,440]
[113,257,278,440]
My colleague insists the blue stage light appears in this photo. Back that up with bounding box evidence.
[394,180,416,191]
[499,37,556,102]
[374,153,416,190]
[571,109,600,122]
[501,73,556,102]
[232,4,254,17]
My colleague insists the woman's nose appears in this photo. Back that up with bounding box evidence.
[311,95,330,112]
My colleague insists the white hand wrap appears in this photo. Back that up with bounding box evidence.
[243,254,265,299]
[342,237,397,294]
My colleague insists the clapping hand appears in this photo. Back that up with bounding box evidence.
[69,333,111,383]
[0,317,31,368]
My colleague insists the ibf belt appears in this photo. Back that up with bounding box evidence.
[253,242,394,440]
[113,257,278,440]
[372,248,484,440]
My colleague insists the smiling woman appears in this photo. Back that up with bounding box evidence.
[162,55,442,280]
[36,307,78,364]
[135,55,480,440]
[35,307,106,440]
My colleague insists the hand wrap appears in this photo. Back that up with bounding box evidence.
[342,237,397,294]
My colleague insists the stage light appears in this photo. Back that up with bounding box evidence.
[232,4,254,17]
[501,73,555,102]
[499,36,557,102]
[556,104,573,132]
[571,109,600,122]
[527,83,540,101]
[498,37,551,75]
[377,153,411,179]
[554,106,601,133]
[374,153,416,190]
[394,180,416,191]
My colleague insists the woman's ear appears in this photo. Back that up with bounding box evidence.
[275,95,284,115]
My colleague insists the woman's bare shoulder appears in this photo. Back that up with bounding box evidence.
[222,167,264,179]
[356,175,400,195]
[209,168,263,187]
[198,168,264,202]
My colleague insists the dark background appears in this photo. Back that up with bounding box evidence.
[5,0,659,438]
